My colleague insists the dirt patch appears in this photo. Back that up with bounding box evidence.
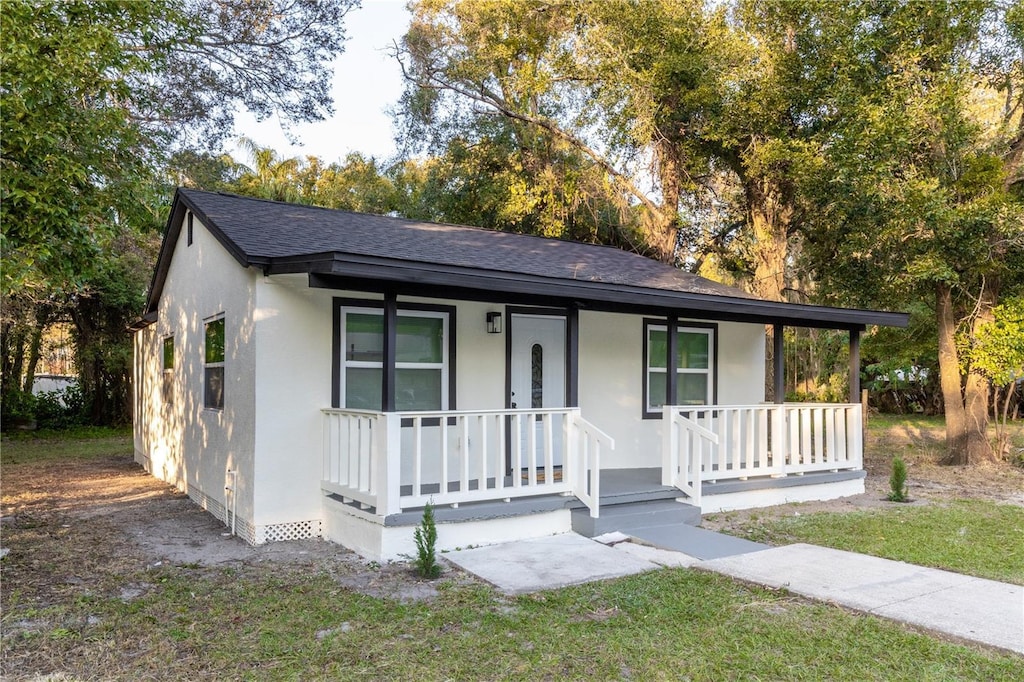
[0,452,469,622]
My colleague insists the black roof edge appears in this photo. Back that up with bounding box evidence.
[303,255,909,330]
[143,189,256,316]
[128,310,159,332]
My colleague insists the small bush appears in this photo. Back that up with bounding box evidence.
[412,502,441,579]
[1,389,38,429]
[887,455,909,502]
[34,384,87,430]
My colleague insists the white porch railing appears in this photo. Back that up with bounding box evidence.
[322,407,613,518]
[663,403,863,506]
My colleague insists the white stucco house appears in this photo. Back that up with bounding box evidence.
[132,189,908,560]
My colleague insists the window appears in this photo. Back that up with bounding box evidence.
[341,307,449,411]
[162,336,174,404]
[204,316,225,410]
[644,321,714,417]
[187,213,194,246]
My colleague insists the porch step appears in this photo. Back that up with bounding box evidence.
[571,499,701,537]
[626,523,770,560]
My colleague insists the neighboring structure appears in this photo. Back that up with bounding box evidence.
[132,189,908,560]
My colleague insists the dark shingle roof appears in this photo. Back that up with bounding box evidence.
[142,188,908,330]
[179,188,751,299]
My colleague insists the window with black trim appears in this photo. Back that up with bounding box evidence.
[341,307,449,411]
[644,322,714,417]
[204,316,225,410]
[162,335,174,404]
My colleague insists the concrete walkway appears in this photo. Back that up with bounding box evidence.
[444,533,1024,656]
[699,543,1024,655]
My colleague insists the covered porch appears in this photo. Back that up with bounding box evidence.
[320,401,865,521]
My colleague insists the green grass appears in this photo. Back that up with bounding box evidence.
[732,500,1024,585]
[4,421,1023,678]
[1,426,132,465]
[3,564,1021,680]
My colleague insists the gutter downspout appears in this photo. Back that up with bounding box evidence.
[225,469,237,536]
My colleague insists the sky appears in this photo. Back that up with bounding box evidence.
[231,1,411,165]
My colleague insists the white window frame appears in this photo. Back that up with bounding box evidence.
[340,307,450,411]
[162,334,174,405]
[203,314,225,411]
[645,323,714,415]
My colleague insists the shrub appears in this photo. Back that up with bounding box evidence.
[887,455,909,502]
[34,384,87,430]
[1,389,37,429]
[412,502,441,579]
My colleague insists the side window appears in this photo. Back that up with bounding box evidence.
[644,322,714,417]
[204,316,225,410]
[162,335,174,405]
[341,307,448,411]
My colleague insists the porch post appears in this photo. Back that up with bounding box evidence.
[566,305,579,408]
[849,328,861,404]
[666,315,679,406]
[382,291,397,412]
[773,322,784,404]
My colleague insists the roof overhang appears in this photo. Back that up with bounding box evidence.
[299,254,908,331]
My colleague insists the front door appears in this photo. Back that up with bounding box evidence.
[509,313,566,472]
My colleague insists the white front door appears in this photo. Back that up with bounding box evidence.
[510,314,566,469]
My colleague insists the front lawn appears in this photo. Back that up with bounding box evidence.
[728,500,1024,585]
[3,430,1022,679]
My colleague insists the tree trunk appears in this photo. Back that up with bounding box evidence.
[651,141,681,264]
[937,283,970,464]
[746,176,792,303]
[21,306,50,393]
[963,281,997,463]
[745,175,792,400]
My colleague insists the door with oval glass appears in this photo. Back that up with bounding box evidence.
[509,313,566,480]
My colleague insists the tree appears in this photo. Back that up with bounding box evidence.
[967,296,1024,457]
[800,0,1024,465]
[1,0,356,426]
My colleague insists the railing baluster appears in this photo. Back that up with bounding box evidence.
[440,416,449,497]
[461,415,470,493]
[813,407,824,465]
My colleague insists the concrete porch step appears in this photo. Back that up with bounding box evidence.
[571,499,701,537]
[627,523,770,560]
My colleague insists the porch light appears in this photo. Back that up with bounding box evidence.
[486,311,502,334]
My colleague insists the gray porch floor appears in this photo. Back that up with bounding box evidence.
[375,467,864,527]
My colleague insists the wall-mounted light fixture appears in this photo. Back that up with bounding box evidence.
[486,311,503,334]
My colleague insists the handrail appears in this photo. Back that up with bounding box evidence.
[570,412,614,518]
[663,403,863,504]
[322,407,613,517]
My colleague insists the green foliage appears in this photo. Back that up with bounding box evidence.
[887,456,909,503]
[1,388,38,426]
[33,385,88,431]
[2,0,356,426]
[412,502,441,579]
[967,297,1024,388]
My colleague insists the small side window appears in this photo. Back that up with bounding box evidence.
[162,336,174,405]
[204,316,225,410]
[187,213,194,246]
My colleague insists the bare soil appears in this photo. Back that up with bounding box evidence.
[0,453,471,626]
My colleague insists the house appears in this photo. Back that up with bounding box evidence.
[132,189,908,560]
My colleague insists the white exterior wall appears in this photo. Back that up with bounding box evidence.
[133,213,258,539]
[249,275,335,533]
[577,310,766,469]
